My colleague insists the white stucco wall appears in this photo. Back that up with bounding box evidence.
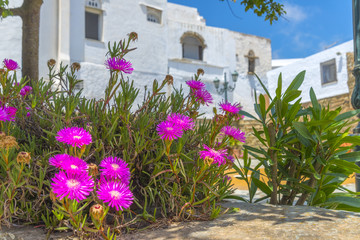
[267,40,353,103]
[1,0,272,118]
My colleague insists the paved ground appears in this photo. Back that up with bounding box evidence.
[2,196,360,240]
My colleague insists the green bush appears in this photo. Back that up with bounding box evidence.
[0,33,245,237]
[232,71,360,210]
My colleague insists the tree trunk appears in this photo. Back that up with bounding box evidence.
[20,0,43,83]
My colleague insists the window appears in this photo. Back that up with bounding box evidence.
[147,7,161,24]
[85,0,102,41]
[320,59,337,85]
[247,50,256,74]
[181,35,205,61]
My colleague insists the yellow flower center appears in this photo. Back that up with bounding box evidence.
[70,165,78,169]
[166,127,173,131]
[66,179,80,189]
[73,135,81,139]
[110,190,121,199]
[111,163,119,170]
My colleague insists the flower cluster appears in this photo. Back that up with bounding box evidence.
[186,79,213,105]
[157,113,195,141]
[50,127,133,212]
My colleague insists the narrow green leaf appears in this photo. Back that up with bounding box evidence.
[251,178,272,195]
[292,122,313,140]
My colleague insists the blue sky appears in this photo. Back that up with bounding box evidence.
[168,0,353,59]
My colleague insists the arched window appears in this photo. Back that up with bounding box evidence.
[247,50,256,74]
[181,33,205,61]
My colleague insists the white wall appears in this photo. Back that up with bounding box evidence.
[267,40,353,103]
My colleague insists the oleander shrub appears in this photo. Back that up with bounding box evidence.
[230,71,360,211]
[0,33,245,238]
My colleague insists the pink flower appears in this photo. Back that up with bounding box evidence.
[186,80,205,90]
[51,171,94,201]
[0,108,10,121]
[105,57,134,74]
[3,59,20,71]
[99,156,131,185]
[199,144,228,166]
[56,127,92,148]
[220,126,246,143]
[61,156,88,174]
[167,113,194,131]
[192,89,213,106]
[20,86,32,96]
[97,181,133,211]
[219,101,241,115]
[49,154,73,169]
[6,106,17,121]
[26,107,31,117]
[156,121,183,141]
[0,106,17,122]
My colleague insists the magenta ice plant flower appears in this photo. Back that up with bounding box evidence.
[97,181,133,211]
[219,101,241,115]
[0,106,17,122]
[56,127,92,148]
[186,80,205,90]
[199,144,228,166]
[105,57,134,74]
[3,59,20,71]
[20,86,32,96]
[99,156,131,185]
[0,108,10,122]
[156,121,183,141]
[51,171,94,201]
[61,156,88,174]
[220,126,246,143]
[167,113,194,131]
[192,89,213,106]
[49,154,73,169]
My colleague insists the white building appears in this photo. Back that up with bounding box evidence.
[1,0,272,117]
[267,40,353,103]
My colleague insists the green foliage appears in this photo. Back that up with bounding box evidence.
[226,0,285,24]
[0,0,12,18]
[235,71,360,211]
[0,33,239,237]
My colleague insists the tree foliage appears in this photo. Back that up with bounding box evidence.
[226,0,285,24]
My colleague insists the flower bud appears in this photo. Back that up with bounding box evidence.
[204,157,214,166]
[197,68,204,76]
[0,136,18,149]
[71,62,81,71]
[47,59,56,68]
[165,75,173,85]
[17,151,31,164]
[128,32,138,42]
[90,204,104,221]
[88,163,99,177]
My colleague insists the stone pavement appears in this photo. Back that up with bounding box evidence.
[1,197,360,240]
